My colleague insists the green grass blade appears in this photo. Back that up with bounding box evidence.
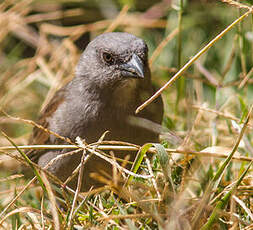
[152,143,175,194]
[127,143,153,185]
[200,161,252,230]
[0,130,46,192]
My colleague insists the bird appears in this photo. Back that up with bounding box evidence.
[27,32,164,191]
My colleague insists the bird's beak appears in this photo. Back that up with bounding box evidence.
[120,54,144,79]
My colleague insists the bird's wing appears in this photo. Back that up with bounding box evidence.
[26,89,65,162]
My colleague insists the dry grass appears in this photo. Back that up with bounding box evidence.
[0,0,253,229]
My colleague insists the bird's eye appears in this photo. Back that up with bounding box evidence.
[102,52,114,64]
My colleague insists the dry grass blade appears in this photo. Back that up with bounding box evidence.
[232,195,253,221]
[97,213,154,221]
[67,155,88,227]
[105,5,129,32]
[1,111,75,145]
[221,0,252,10]
[149,28,179,67]
[41,195,45,230]
[239,67,253,89]
[221,34,237,77]
[0,70,39,107]
[1,144,253,162]
[0,177,36,219]
[40,16,167,38]
[195,60,220,87]
[135,8,253,113]
[25,8,84,23]
[192,105,253,129]
[40,171,60,230]
[146,158,161,200]
[67,134,106,227]
[84,146,152,179]
[0,174,23,182]
[0,207,51,227]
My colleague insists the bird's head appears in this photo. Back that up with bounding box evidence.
[75,32,150,90]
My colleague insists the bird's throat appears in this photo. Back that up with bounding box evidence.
[111,78,138,109]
